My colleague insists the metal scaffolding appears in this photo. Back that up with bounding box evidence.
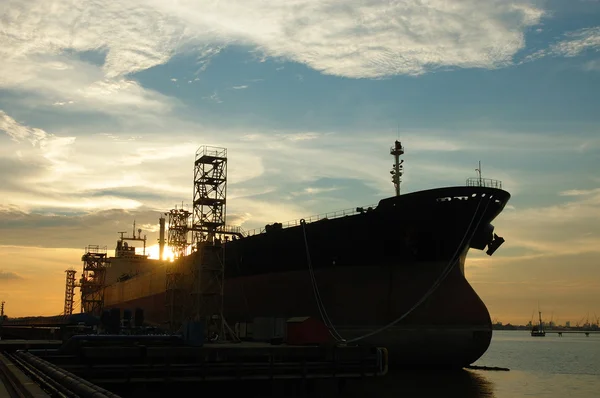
[165,207,191,331]
[166,207,191,259]
[80,245,109,316]
[190,240,229,338]
[191,146,227,246]
[64,269,77,316]
[190,146,228,338]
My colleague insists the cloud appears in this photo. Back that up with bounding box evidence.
[231,85,248,90]
[583,59,600,71]
[559,188,600,196]
[0,55,175,116]
[0,110,76,168]
[160,0,543,78]
[1,0,545,92]
[277,132,322,141]
[203,91,223,103]
[0,110,49,145]
[524,26,600,62]
[1,1,183,116]
[0,270,23,280]
[1,1,187,77]
[0,208,164,249]
[549,27,600,57]
[296,187,341,196]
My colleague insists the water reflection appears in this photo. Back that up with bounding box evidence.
[337,369,495,398]
[112,369,496,397]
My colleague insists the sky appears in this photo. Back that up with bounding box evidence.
[0,0,599,325]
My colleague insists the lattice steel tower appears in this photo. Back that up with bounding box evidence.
[164,206,191,331]
[166,207,191,259]
[190,146,229,339]
[192,146,227,246]
[64,269,77,315]
[80,245,109,316]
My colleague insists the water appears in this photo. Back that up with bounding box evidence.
[338,330,600,398]
[472,330,600,397]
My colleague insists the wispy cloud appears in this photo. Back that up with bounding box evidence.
[231,85,248,90]
[0,110,76,169]
[291,187,341,196]
[583,59,600,71]
[548,27,600,57]
[202,91,223,103]
[559,188,600,196]
[523,26,600,62]
[0,270,23,280]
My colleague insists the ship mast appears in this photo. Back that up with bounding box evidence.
[476,161,482,187]
[390,140,405,196]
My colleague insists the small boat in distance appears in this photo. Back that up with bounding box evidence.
[531,311,546,337]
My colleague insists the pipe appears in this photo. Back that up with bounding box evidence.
[59,334,183,354]
[16,351,121,398]
[7,352,72,398]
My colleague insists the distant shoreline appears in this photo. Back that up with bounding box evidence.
[493,325,600,332]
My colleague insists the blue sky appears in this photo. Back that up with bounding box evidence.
[0,0,599,322]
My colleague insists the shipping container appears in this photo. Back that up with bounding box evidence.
[286,316,332,345]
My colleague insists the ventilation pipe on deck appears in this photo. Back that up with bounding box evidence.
[159,216,166,261]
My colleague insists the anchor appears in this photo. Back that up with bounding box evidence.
[486,233,505,256]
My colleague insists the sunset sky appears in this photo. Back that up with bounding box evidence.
[1,0,599,325]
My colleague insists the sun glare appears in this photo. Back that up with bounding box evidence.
[145,244,176,262]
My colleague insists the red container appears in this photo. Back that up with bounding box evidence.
[286,316,332,345]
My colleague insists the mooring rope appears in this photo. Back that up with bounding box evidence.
[301,219,346,342]
[300,193,494,344]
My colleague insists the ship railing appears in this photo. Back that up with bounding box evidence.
[219,225,244,235]
[465,177,502,189]
[242,204,378,237]
[84,245,108,254]
[196,145,227,159]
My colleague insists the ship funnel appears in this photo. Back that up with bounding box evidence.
[159,216,166,261]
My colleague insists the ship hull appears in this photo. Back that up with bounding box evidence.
[104,185,509,368]
[106,257,492,367]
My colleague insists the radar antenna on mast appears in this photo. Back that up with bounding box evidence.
[390,140,405,196]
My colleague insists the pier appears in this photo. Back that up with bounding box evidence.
[1,335,388,397]
[543,330,599,337]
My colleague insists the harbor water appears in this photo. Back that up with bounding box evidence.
[337,330,600,398]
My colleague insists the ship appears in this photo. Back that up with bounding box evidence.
[101,142,510,368]
[531,311,546,337]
